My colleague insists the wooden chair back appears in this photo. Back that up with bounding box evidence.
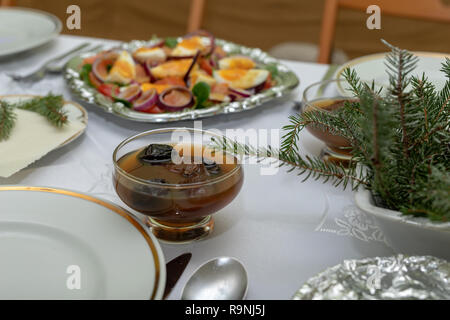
[318,0,450,64]
[187,0,206,33]
[1,0,16,6]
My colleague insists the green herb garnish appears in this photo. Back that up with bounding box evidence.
[165,37,178,49]
[80,63,93,87]
[113,97,133,109]
[263,63,278,78]
[0,94,68,141]
[192,82,211,109]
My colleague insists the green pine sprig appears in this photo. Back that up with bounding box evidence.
[210,135,368,190]
[0,94,68,141]
[0,100,17,141]
[211,41,450,222]
[17,94,68,127]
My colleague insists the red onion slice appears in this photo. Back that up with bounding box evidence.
[117,84,142,102]
[183,51,200,84]
[133,88,158,111]
[92,52,119,83]
[209,56,217,68]
[228,87,252,98]
[149,40,165,49]
[184,30,215,57]
[249,81,266,94]
[143,60,159,82]
[157,86,194,112]
[167,55,195,60]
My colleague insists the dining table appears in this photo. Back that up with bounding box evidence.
[0,34,394,300]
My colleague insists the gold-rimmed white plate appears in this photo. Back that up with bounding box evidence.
[0,186,166,299]
[0,8,62,58]
[336,51,449,93]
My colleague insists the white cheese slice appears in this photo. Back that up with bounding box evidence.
[0,99,87,178]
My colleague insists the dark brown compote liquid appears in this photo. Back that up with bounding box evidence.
[306,98,356,156]
[114,143,243,226]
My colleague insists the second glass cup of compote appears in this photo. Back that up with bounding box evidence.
[301,79,356,165]
[112,128,244,243]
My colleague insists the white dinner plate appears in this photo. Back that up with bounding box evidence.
[336,51,450,93]
[0,8,62,57]
[0,187,166,299]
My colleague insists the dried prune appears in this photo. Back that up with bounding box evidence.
[149,178,167,184]
[139,144,174,164]
[182,164,202,177]
[203,159,221,175]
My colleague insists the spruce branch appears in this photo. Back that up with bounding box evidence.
[0,94,69,142]
[211,41,448,221]
[0,100,17,141]
[382,40,419,158]
[210,136,369,189]
[17,94,68,127]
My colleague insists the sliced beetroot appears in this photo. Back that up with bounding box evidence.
[133,88,158,111]
[157,86,194,112]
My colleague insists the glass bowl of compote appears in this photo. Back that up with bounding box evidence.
[112,128,244,243]
[301,79,358,165]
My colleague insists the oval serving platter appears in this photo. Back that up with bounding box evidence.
[64,38,300,123]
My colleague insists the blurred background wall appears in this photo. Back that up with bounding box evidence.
[14,0,450,61]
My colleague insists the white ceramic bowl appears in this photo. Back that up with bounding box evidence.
[355,188,450,261]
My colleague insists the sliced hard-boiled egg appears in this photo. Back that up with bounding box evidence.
[189,70,217,87]
[141,83,171,94]
[209,92,231,102]
[218,56,256,70]
[133,47,166,63]
[209,83,230,102]
[213,69,269,89]
[150,58,197,79]
[171,36,209,57]
[106,51,136,85]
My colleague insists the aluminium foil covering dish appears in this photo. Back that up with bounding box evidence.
[293,255,450,300]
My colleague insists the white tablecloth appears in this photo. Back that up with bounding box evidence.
[0,35,394,299]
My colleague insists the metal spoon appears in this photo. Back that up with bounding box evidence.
[181,257,248,300]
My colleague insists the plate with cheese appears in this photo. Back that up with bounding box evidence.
[0,95,87,178]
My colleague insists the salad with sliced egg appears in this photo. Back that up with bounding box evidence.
[79,31,276,114]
